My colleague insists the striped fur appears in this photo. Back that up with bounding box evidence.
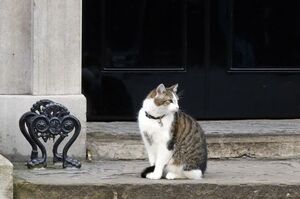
[170,111,207,173]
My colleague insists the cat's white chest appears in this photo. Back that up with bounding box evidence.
[138,108,174,143]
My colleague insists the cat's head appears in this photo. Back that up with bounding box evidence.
[143,83,179,115]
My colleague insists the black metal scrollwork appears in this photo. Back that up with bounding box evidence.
[19,100,81,169]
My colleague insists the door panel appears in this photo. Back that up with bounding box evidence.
[208,0,300,119]
[231,0,300,69]
[82,0,205,121]
[103,0,186,71]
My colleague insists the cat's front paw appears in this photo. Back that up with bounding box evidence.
[146,172,162,180]
[165,172,176,180]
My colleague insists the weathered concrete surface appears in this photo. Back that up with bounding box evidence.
[0,154,13,199]
[0,95,86,161]
[14,159,300,199]
[87,133,146,160]
[87,120,300,160]
[87,120,300,136]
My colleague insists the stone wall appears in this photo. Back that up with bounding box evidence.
[0,0,86,160]
[0,0,31,94]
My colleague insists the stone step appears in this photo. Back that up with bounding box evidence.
[0,154,13,199]
[13,159,300,199]
[87,120,300,160]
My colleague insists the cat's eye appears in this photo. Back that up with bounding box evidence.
[166,100,173,104]
[163,99,173,105]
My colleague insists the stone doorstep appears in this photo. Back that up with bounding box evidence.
[87,120,300,160]
[13,159,300,199]
[0,154,13,199]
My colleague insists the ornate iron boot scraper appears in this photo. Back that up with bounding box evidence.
[19,100,81,169]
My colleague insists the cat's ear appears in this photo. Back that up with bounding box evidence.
[169,83,178,93]
[156,83,166,94]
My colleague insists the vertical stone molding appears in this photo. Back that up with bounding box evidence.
[32,0,82,95]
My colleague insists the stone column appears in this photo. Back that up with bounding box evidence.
[0,0,86,160]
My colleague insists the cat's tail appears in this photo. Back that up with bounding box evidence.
[141,166,155,178]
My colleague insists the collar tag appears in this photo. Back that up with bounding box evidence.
[145,111,165,127]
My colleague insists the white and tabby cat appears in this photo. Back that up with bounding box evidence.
[138,83,207,180]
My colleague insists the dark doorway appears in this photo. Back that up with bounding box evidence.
[82,0,300,121]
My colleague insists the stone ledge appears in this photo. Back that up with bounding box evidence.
[87,120,300,136]
[87,121,300,160]
[0,154,13,199]
[13,160,300,199]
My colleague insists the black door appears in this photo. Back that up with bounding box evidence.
[83,0,300,121]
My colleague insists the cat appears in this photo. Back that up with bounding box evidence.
[138,83,207,180]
